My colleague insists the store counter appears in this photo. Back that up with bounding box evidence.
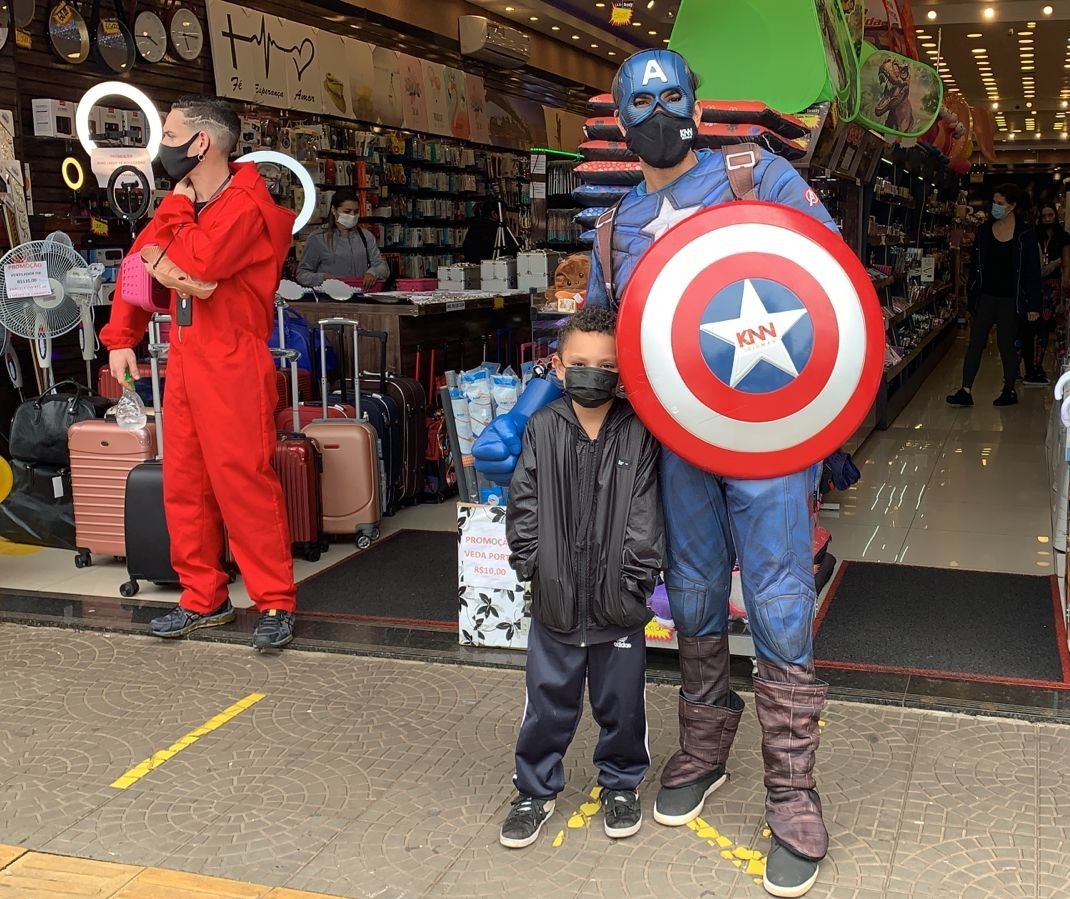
[289,291,533,375]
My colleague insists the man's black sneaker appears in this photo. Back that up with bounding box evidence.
[763,835,821,898]
[653,767,728,826]
[1024,374,1051,386]
[149,600,235,639]
[945,389,974,407]
[252,609,295,650]
[499,794,554,849]
[601,788,642,839]
[994,388,1019,407]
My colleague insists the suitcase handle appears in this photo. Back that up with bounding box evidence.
[316,318,363,418]
[146,313,169,460]
[357,329,388,392]
[271,348,302,433]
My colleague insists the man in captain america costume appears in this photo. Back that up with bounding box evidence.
[474,49,834,898]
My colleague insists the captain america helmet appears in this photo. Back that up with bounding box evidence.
[612,49,699,129]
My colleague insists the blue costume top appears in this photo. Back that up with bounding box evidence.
[585,148,837,311]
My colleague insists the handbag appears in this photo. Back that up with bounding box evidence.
[9,381,103,466]
[118,251,170,312]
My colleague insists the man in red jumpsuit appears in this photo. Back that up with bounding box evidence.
[103,96,298,650]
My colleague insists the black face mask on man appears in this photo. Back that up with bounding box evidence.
[564,366,620,408]
[624,110,695,169]
[158,132,206,181]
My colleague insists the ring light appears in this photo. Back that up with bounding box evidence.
[106,164,151,222]
[76,81,162,159]
[62,157,85,191]
[235,150,316,234]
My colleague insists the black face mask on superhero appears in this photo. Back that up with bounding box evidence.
[564,366,620,408]
[157,132,206,181]
[624,110,695,169]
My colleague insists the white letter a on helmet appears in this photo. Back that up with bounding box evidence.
[641,60,669,86]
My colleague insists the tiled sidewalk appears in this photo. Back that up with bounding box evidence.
[0,624,1066,898]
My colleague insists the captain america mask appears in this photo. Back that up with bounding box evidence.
[613,50,698,168]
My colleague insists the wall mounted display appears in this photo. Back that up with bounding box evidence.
[345,38,375,123]
[316,30,350,118]
[465,73,490,145]
[48,1,90,64]
[169,5,204,61]
[445,67,470,141]
[371,46,403,128]
[422,60,449,137]
[400,53,427,133]
[134,10,167,63]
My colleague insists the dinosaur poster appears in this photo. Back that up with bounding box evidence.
[857,42,941,137]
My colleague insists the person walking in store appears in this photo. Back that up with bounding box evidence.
[1031,204,1070,384]
[296,188,391,289]
[461,199,519,263]
[947,184,1043,407]
[103,96,298,650]
[499,306,663,850]
[476,49,837,898]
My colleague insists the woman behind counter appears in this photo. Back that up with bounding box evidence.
[297,189,391,289]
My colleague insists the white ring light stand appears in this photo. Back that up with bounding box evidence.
[75,81,163,190]
[235,150,316,235]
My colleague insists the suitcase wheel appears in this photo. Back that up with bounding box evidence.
[74,551,92,569]
[120,580,139,598]
[303,545,322,563]
[356,534,372,550]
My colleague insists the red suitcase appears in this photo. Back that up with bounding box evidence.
[277,401,356,432]
[69,419,157,568]
[273,367,313,417]
[98,362,166,400]
[271,348,327,562]
[303,319,381,548]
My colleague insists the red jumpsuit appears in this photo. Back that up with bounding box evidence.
[101,162,297,614]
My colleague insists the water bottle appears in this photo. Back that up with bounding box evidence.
[115,376,147,430]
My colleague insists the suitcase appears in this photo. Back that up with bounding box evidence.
[69,419,157,568]
[278,401,355,432]
[98,362,167,401]
[272,348,327,562]
[416,345,455,502]
[121,317,177,597]
[303,318,382,548]
[273,367,312,417]
[331,382,400,515]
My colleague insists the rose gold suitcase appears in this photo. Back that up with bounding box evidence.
[302,318,382,548]
[69,419,157,568]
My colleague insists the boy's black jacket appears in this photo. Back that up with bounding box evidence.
[506,396,664,640]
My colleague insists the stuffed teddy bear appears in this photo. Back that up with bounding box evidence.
[544,253,590,312]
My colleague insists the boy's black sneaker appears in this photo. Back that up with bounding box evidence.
[252,609,295,650]
[149,600,235,638]
[601,788,642,839]
[994,388,1018,407]
[499,794,555,849]
[1023,373,1051,386]
[945,389,973,407]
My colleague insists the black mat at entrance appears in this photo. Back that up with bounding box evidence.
[814,561,1070,689]
[298,529,457,627]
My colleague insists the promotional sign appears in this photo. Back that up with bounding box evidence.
[282,18,321,114]
[617,202,884,479]
[347,39,376,123]
[459,508,518,591]
[3,260,50,299]
[400,53,427,133]
[372,47,404,128]
[466,73,490,145]
[445,66,470,141]
[422,60,450,137]
[317,30,352,119]
[543,107,586,152]
[206,0,287,106]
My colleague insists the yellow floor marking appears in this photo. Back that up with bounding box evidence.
[554,785,602,845]
[0,845,28,869]
[110,693,265,789]
[0,538,40,555]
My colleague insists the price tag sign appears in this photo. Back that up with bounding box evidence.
[446,301,466,313]
[3,260,51,299]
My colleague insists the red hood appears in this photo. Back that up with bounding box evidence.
[228,162,296,269]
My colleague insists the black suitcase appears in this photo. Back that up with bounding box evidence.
[331,384,401,515]
[0,460,77,551]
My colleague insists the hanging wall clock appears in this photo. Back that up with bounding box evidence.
[48,0,90,63]
[0,4,10,52]
[12,0,35,29]
[169,5,202,61]
[96,4,135,73]
[134,9,165,62]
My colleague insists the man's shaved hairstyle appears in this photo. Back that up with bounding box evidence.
[171,96,241,155]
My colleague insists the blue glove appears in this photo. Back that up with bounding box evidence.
[473,376,563,484]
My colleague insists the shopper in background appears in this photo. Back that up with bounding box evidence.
[1032,204,1070,384]
[103,96,298,649]
[947,184,1042,407]
[501,306,663,850]
[461,199,519,263]
[296,188,390,289]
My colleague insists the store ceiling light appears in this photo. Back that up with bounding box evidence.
[972,48,987,54]
[505,5,514,10]
[1028,101,1034,107]
[927,10,937,20]
[648,30,656,35]
[590,43,598,47]
[551,25,560,30]
[1045,5,1054,14]
[984,7,995,18]
[968,32,983,38]
[922,42,936,47]
[1023,66,1036,71]
[571,34,579,39]
[529,16,538,21]
[608,50,616,55]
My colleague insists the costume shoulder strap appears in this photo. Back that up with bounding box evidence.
[595,201,622,302]
[721,143,762,201]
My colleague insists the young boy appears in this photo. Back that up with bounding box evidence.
[500,306,664,849]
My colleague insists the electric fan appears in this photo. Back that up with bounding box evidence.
[0,324,24,401]
[0,232,101,388]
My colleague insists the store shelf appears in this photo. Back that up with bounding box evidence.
[885,315,956,381]
[871,273,904,291]
[869,236,909,248]
[885,284,952,329]
[874,193,916,209]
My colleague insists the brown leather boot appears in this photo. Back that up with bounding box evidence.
[654,635,743,826]
[754,674,829,897]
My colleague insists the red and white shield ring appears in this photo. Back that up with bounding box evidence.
[617,201,885,479]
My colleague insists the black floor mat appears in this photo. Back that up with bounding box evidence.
[299,529,456,624]
[814,561,1069,686]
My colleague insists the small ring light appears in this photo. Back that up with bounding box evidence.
[62,157,85,191]
[76,81,163,160]
[235,150,316,234]
[106,164,151,222]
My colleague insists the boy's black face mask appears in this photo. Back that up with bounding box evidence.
[565,366,619,408]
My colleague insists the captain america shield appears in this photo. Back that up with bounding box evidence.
[617,201,884,479]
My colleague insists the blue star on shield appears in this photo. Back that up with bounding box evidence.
[699,278,815,394]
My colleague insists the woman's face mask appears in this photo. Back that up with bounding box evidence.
[336,211,358,229]
[991,202,1008,220]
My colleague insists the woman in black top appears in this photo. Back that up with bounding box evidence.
[947,184,1043,407]
[1029,205,1070,383]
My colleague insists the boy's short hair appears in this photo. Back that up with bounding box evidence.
[171,96,241,155]
[557,306,617,354]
